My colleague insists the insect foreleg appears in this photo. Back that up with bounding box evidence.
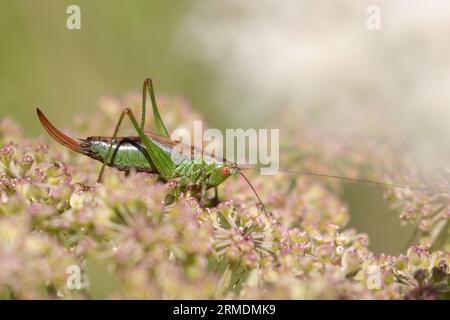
[200,182,208,204]
[213,186,219,205]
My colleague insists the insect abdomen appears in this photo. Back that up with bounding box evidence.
[81,137,157,173]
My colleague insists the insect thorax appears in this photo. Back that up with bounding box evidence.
[173,155,227,188]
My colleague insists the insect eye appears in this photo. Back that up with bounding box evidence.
[220,166,230,177]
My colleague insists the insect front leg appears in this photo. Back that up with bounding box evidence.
[200,180,208,205]
[212,186,220,206]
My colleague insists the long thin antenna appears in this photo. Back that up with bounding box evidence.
[240,166,426,191]
[239,171,268,215]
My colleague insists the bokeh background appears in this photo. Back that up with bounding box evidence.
[1,0,449,254]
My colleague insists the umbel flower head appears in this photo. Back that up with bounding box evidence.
[0,94,449,299]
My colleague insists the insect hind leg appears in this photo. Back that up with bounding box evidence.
[97,109,128,183]
[142,77,169,137]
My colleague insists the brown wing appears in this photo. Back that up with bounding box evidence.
[144,131,223,160]
[144,131,180,147]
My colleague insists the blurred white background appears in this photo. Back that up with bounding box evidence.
[179,0,450,170]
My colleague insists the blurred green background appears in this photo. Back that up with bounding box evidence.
[0,0,224,133]
[4,0,441,254]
